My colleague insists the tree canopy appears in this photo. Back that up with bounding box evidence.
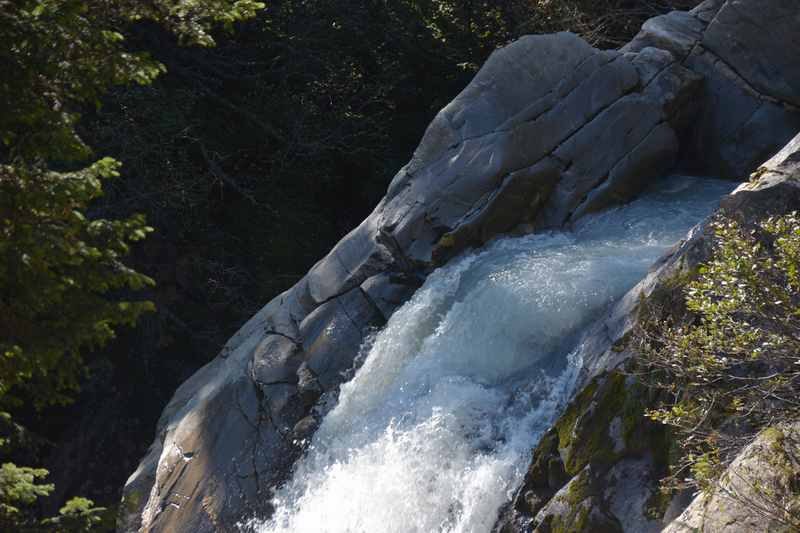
[0,1,263,529]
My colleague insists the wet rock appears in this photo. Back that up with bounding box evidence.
[532,466,624,533]
[498,372,668,533]
[359,272,422,320]
[290,415,319,444]
[295,362,322,408]
[299,286,382,390]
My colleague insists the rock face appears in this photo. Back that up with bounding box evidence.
[121,1,800,531]
[496,372,668,533]
[663,423,800,533]
[623,0,800,177]
[496,131,800,532]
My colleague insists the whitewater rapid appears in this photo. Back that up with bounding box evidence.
[248,176,732,533]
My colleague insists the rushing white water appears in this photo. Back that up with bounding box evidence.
[249,176,733,533]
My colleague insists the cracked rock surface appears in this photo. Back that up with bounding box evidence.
[121,1,800,531]
[624,0,800,177]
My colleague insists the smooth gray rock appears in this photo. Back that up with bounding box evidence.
[300,286,382,389]
[251,335,299,386]
[702,0,800,108]
[295,362,322,408]
[623,0,800,178]
[571,122,678,221]
[359,273,421,320]
[435,158,561,261]
[538,93,673,226]
[664,423,800,532]
[684,46,800,177]
[762,129,800,174]
[690,0,726,23]
[626,46,675,85]
[622,11,706,58]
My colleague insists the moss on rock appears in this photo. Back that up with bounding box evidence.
[513,429,570,519]
[538,467,624,533]
[507,369,673,531]
[554,371,665,476]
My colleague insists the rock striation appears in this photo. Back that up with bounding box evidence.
[624,0,800,177]
[121,1,800,531]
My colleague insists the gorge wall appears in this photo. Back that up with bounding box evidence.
[120,1,800,531]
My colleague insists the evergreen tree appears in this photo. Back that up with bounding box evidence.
[0,1,263,529]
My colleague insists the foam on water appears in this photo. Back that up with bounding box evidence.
[248,176,733,533]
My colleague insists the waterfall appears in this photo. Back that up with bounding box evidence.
[247,176,733,533]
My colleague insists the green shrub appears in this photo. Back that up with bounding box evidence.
[0,1,263,529]
[635,213,800,490]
